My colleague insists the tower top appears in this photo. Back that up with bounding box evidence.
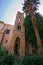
[17,11,24,14]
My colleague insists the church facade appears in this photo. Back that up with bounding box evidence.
[0,12,43,57]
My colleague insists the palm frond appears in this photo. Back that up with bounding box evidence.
[22,0,40,14]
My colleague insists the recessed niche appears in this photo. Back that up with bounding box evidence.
[17,25,21,30]
[18,17,22,22]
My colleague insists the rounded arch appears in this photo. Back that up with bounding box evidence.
[14,37,20,56]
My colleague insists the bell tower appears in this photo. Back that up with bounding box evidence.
[13,12,25,57]
[14,11,24,32]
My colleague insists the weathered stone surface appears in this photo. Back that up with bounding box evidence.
[0,11,42,57]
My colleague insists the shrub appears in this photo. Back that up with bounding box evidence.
[19,55,43,65]
[0,45,15,65]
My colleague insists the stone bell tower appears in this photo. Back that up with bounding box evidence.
[12,12,25,57]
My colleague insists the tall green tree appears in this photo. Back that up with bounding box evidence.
[22,0,42,53]
[24,13,43,49]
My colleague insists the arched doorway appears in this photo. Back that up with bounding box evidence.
[14,37,20,56]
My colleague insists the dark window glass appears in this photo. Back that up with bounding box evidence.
[17,25,21,30]
[5,40,8,43]
[5,29,10,34]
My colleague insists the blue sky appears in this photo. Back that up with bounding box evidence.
[0,0,12,18]
[0,0,43,25]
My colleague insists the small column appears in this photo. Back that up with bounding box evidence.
[20,36,25,57]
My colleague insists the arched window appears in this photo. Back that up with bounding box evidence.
[17,25,21,30]
[14,37,20,56]
[18,17,22,22]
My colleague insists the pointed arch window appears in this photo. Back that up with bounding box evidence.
[18,17,22,22]
[17,25,21,30]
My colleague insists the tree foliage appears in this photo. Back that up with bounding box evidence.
[35,13,43,42]
[23,0,40,14]
[24,13,43,47]
[0,45,15,65]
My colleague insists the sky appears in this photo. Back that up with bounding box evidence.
[0,0,43,25]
